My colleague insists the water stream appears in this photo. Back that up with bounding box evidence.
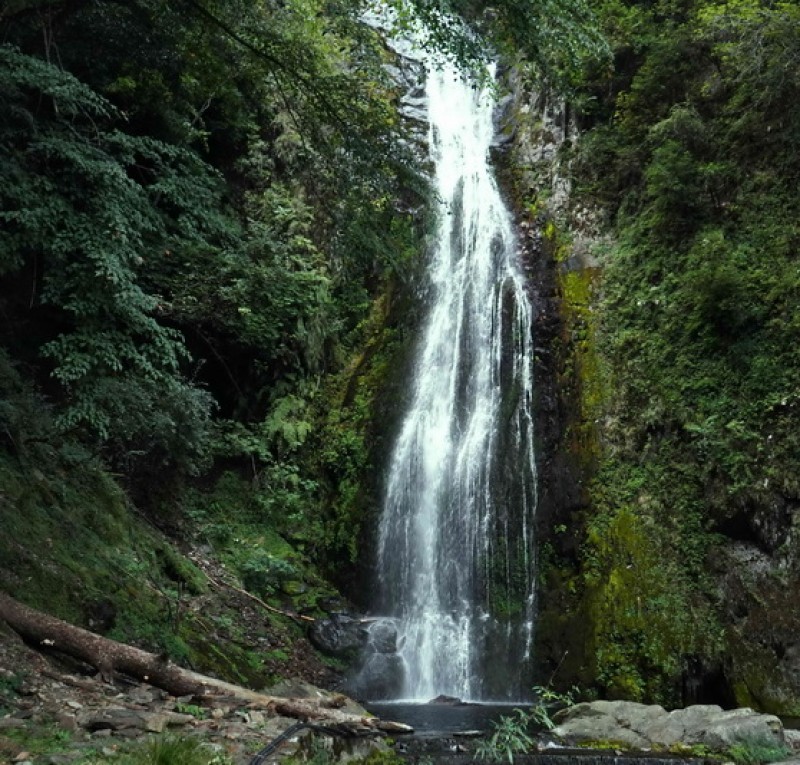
[359,53,539,703]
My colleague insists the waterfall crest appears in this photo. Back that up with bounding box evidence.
[366,56,538,703]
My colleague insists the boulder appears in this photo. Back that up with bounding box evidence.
[308,614,367,657]
[366,620,398,654]
[428,695,464,706]
[553,701,785,752]
[552,702,652,749]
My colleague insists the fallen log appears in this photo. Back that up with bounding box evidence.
[0,592,411,734]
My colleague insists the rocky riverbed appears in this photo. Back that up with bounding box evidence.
[552,700,800,759]
[0,626,384,765]
[4,618,800,765]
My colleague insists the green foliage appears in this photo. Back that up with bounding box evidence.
[0,0,457,704]
[0,670,23,716]
[530,685,579,730]
[94,735,232,765]
[394,0,610,91]
[173,702,208,719]
[727,735,792,765]
[558,0,800,706]
[475,689,578,763]
[0,43,219,475]
[476,708,536,763]
[0,0,427,493]
[240,551,299,596]
[0,724,74,759]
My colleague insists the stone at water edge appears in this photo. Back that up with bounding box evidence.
[783,729,800,751]
[552,700,785,752]
[428,695,465,706]
[308,614,368,656]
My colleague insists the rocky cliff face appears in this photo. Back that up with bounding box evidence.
[492,72,602,691]
[498,67,800,713]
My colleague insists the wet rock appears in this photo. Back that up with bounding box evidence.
[350,653,404,700]
[428,695,463,706]
[366,620,398,654]
[308,614,367,657]
[714,539,800,712]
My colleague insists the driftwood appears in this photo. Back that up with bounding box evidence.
[0,592,411,734]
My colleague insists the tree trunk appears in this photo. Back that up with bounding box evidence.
[0,592,411,733]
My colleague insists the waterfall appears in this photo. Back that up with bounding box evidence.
[363,55,538,703]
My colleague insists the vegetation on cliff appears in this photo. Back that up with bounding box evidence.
[0,0,608,692]
[9,0,798,723]
[0,0,427,677]
[535,0,800,710]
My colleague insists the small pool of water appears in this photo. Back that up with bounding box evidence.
[364,701,526,735]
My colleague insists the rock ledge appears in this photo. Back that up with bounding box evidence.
[553,700,785,752]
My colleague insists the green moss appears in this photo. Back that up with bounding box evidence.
[559,266,604,464]
[577,740,634,751]
[306,281,418,583]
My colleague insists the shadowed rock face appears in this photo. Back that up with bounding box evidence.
[553,700,785,751]
[714,537,800,712]
[309,614,368,657]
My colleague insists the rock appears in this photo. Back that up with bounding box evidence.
[553,701,785,753]
[264,678,327,699]
[308,614,367,657]
[784,729,800,750]
[428,695,463,706]
[348,652,404,700]
[691,708,783,750]
[76,707,193,734]
[366,620,398,654]
[553,702,651,749]
[79,708,142,731]
[165,712,196,727]
[0,718,26,729]
[55,712,79,731]
[128,687,157,705]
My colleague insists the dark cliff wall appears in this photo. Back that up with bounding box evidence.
[499,26,800,708]
[493,79,597,692]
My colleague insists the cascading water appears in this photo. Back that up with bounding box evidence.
[360,53,538,703]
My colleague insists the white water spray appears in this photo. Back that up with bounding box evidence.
[367,54,538,703]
